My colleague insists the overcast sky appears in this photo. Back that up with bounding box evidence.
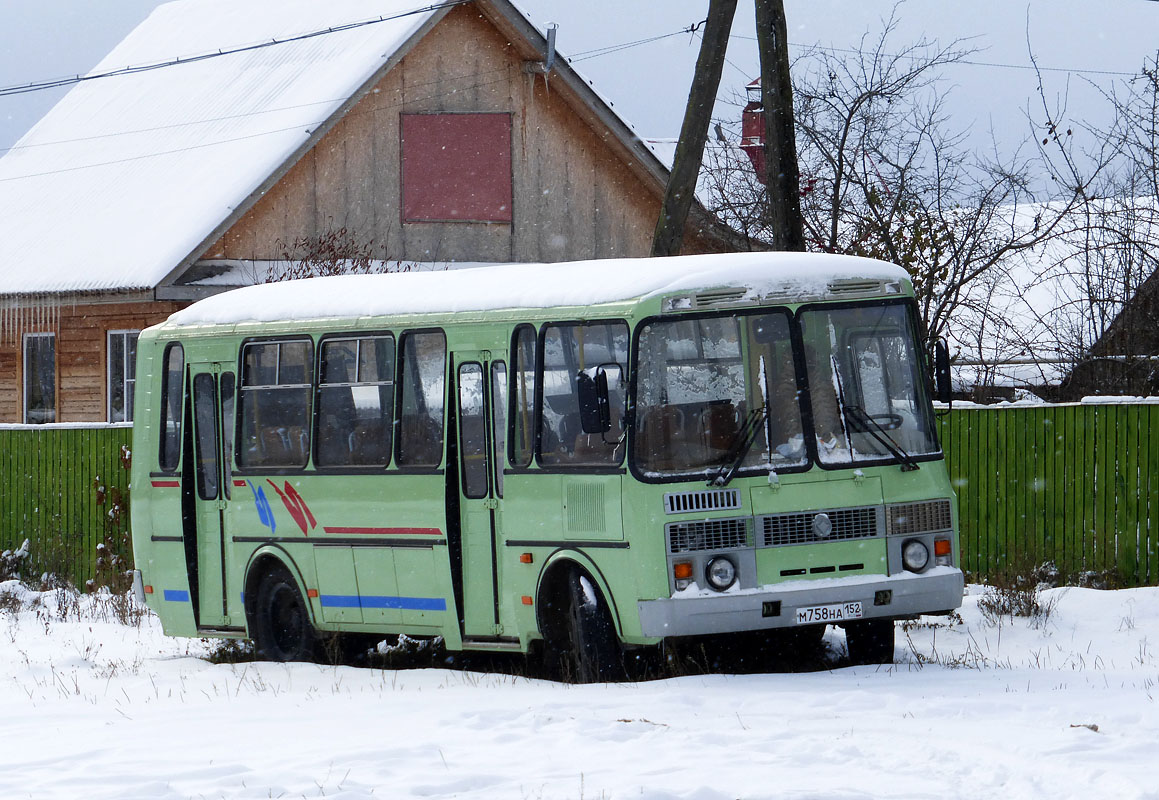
[3,0,1158,167]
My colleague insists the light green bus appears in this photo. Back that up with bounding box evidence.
[130,252,963,679]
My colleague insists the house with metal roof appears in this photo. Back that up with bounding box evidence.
[0,0,733,424]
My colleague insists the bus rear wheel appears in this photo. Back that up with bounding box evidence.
[844,618,895,665]
[251,565,317,662]
[545,567,624,683]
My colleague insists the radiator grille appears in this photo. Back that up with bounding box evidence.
[664,489,741,515]
[758,506,880,547]
[667,517,752,554]
[887,499,952,535]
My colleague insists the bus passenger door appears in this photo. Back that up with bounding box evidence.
[453,352,508,639]
[186,365,233,629]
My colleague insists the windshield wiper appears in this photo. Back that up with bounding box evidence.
[842,404,920,472]
[709,405,768,487]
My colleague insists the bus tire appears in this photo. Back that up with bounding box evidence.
[558,567,624,683]
[844,618,894,665]
[251,564,317,662]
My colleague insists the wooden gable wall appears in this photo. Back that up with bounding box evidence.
[203,4,719,264]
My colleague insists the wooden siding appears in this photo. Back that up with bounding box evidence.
[204,5,718,265]
[939,403,1159,586]
[0,425,132,584]
[8,405,1159,589]
[0,300,183,423]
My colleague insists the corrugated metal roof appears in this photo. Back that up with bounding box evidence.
[0,0,443,295]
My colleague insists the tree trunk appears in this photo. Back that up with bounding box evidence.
[651,0,738,257]
[755,0,805,251]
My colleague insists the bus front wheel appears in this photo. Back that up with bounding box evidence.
[544,567,624,683]
[844,618,895,665]
[251,564,317,662]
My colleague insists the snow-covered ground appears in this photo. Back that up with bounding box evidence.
[2,581,1157,800]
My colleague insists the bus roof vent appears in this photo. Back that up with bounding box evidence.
[692,288,749,309]
[664,488,741,515]
[826,279,902,298]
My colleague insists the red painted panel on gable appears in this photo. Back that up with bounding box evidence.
[401,113,513,223]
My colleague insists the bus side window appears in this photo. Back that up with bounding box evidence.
[538,321,628,467]
[396,330,446,468]
[316,335,395,467]
[510,325,536,468]
[238,339,313,469]
[158,342,184,472]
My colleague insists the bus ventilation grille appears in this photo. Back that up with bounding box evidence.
[826,279,897,297]
[758,506,880,547]
[693,289,749,308]
[667,518,752,554]
[886,499,952,535]
[664,489,741,515]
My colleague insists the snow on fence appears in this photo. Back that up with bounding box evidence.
[939,402,1159,586]
[0,424,132,584]
[2,405,1157,588]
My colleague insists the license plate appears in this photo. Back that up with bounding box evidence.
[795,601,863,625]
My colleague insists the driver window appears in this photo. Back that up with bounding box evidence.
[537,321,627,467]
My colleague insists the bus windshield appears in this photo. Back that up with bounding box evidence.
[632,301,939,479]
[633,310,807,478]
[799,303,939,467]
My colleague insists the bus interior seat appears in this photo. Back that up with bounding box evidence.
[700,400,741,458]
[399,415,443,465]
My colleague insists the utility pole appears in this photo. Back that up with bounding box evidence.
[755,0,805,250]
[651,0,738,257]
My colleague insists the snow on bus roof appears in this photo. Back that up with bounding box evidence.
[165,252,908,326]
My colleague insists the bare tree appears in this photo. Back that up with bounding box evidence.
[702,9,1102,361]
[1044,53,1159,395]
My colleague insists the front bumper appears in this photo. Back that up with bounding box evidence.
[637,566,963,637]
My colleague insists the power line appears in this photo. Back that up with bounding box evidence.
[728,33,1141,79]
[0,0,472,99]
[568,22,705,63]
[0,70,515,183]
[0,21,702,158]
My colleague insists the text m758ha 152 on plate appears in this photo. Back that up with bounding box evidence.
[795,601,864,624]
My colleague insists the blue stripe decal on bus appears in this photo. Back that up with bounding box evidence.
[319,594,446,611]
[163,589,190,602]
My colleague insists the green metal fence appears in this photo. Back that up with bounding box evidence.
[0,424,133,585]
[3,405,1158,588]
[939,402,1159,586]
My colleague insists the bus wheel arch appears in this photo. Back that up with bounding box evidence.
[535,555,624,683]
[243,549,318,662]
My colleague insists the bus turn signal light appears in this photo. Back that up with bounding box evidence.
[521,595,534,605]
[519,553,533,564]
[934,538,953,566]
[674,561,693,591]
[143,585,154,595]
[307,589,319,599]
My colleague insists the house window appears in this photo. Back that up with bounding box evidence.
[23,333,56,424]
[400,113,513,223]
[108,330,140,422]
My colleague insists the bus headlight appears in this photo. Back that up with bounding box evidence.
[901,539,930,572]
[705,557,737,591]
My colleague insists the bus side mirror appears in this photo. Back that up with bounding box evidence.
[577,364,618,434]
[934,339,952,404]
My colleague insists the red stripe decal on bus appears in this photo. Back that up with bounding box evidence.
[151,480,180,488]
[322,527,443,536]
